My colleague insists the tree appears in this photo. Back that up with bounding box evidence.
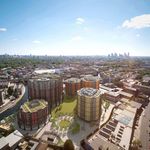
[13,89,18,98]
[103,101,110,112]
[64,139,75,150]
[7,87,13,96]
[131,139,142,150]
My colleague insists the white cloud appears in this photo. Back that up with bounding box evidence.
[12,38,18,41]
[71,36,83,41]
[122,14,150,29]
[0,28,7,32]
[136,34,140,37]
[32,40,41,44]
[83,27,90,32]
[76,17,85,24]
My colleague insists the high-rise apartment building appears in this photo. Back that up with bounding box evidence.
[64,78,81,97]
[17,99,48,130]
[28,74,63,111]
[81,75,100,89]
[77,88,101,121]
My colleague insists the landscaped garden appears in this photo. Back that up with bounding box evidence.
[59,120,70,129]
[51,96,77,118]
[50,96,80,134]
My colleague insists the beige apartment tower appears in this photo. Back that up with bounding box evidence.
[77,88,101,121]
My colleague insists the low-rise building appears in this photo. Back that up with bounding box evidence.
[0,130,23,150]
[87,103,137,150]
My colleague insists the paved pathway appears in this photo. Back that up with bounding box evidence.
[134,102,150,150]
[99,103,115,127]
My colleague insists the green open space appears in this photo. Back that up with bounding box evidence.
[51,96,77,119]
[71,122,80,134]
[59,120,70,129]
[23,100,47,112]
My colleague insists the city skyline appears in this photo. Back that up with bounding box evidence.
[0,0,150,56]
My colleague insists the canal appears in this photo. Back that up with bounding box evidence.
[0,86,28,121]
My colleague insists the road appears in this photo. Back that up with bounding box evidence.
[137,102,150,150]
[0,86,28,121]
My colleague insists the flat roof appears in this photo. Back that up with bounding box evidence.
[64,77,81,83]
[119,91,133,98]
[114,107,136,127]
[120,98,130,104]
[81,75,100,82]
[0,137,9,149]
[100,85,112,91]
[130,101,142,109]
[34,69,55,74]
[112,122,132,150]
[30,74,61,81]
[5,130,23,147]
[78,88,101,97]
[124,86,137,91]
[88,134,119,150]
[106,91,120,97]
[22,99,47,113]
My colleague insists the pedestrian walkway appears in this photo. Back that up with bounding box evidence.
[99,103,115,127]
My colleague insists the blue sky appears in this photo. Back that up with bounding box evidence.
[0,0,150,56]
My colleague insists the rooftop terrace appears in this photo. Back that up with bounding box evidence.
[64,77,81,83]
[81,75,100,82]
[21,99,48,113]
[78,88,101,96]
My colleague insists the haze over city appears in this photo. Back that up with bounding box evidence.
[0,1,150,150]
[0,0,150,56]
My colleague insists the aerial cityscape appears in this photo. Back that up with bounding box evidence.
[0,0,150,150]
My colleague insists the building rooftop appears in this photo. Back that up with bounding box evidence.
[100,85,112,91]
[21,99,48,113]
[124,86,137,92]
[5,130,23,148]
[130,101,142,109]
[34,69,56,74]
[119,91,133,98]
[81,74,100,82]
[30,74,61,82]
[0,137,9,149]
[78,88,101,97]
[106,91,120,97]
[64,77,81,83]
[88,133,119,150]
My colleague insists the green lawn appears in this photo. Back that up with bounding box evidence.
[60,97,77,114]
[59,120,70,129]
[51,96,77,118]
[71,122,80,134]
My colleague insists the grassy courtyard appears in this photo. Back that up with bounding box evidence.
[51,96,77,118]
[59,120,70,129]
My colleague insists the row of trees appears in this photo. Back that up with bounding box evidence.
[0,57,44,69]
